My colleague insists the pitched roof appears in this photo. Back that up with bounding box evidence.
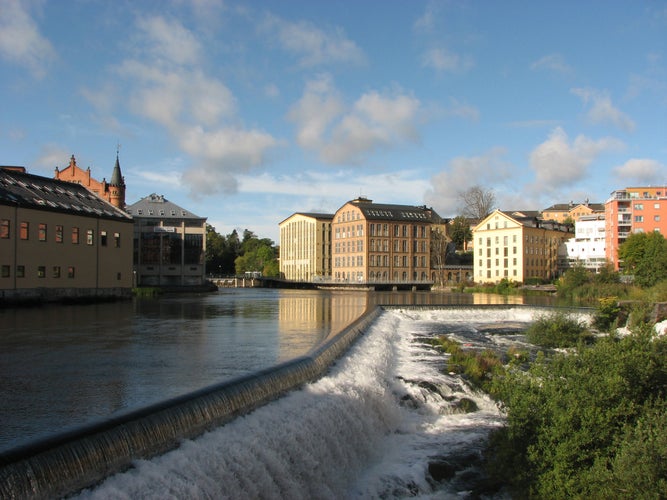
[344,198,442,223]
[109,155,124,186]
[0,167,132,221]
[125,193,205,220]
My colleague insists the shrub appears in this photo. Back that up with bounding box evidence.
[593,296,620,332]
[525,312,592,348]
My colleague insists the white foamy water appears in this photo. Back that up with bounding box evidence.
[77,306,567,499]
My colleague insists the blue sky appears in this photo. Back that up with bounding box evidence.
[1,0,665,243]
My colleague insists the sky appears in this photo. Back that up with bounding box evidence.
[1,0,666,243]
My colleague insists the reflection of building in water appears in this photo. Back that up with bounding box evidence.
[277,291,368,361]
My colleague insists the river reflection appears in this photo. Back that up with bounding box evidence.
[0,288,554,452]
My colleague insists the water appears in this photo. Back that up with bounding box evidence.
[73,304,584,499]
[0,288,369,452]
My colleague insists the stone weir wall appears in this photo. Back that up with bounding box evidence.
[0,306,382,499]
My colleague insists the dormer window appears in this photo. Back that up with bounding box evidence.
[137,209,142,214]
[159,210,165,215]
[148,210,154,215]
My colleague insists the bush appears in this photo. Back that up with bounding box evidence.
[593,296,620,332]
[525,312,592,348]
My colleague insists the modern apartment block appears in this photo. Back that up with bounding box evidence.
[472,210,573,283]
[564,214,607,272]
[331,197,441,283]
[125,194,207,286]
[605,186,667,270]
[0,166,134,302]
[279,212,333,281]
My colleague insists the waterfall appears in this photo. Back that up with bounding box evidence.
[0,308,381,499]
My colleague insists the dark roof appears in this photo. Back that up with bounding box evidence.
[0,167,132,221]
[126,193,205,220]
[500,211,572,233]
[345,198,442,223]
[298,212,334,220]
[109,155,124,186]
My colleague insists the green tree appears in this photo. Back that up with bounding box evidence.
[618,231,667,287]
[450,216,472,251]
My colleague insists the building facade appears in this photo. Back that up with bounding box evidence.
[472,210,573,284]
[279,212,333,281]
[541,201,603,223]
[605,186,667,270]
[331,197,440,283]
[125,194,207,286]
[564,214,607,272]
[54,154,126,209]
[0,167,134,302]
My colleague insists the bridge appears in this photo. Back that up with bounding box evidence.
[210,276,433,291]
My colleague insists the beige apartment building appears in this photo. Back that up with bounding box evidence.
[279,212,333,281]
[472,210,573,284]
[0,167,134,302]
[541,201,603,224]
[331,197,440,283]
[125,194,207,287]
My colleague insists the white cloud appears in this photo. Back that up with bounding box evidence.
[0,0,55,78]
[445,98,480,121]
[613,158,666,184]
[135,15,202,66]
[261,14,365,67]
[288,76,423,164]
[571,87,636,132]
[424,148,513,216]
[421,47,474,74]
[531,53,573,75]
[34,143,71,171]
[529,127,624,192]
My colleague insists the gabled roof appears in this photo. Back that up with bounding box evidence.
[125,193,205,220]
[342,197,442,223]
[0,167,132,221]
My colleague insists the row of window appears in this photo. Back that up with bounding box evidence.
[634,215,661,222]
[334,254,429,268]
[334,239,429,253]
[334,224,428,239]
[332,270,430,281]
[633,203,662,210]
[1,264,124,280]
[0,220,121,247]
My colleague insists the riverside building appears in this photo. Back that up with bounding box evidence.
[472,209,573,284]
[0,166,134,302]
[279,212,333,281]
[331,197,441,284]
[125,194,207,287]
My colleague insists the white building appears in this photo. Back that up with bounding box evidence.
[564,214,607,272]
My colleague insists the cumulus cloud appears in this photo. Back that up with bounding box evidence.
[0,0,56,78]
[571,87,636,132]
[613,158,666,184]
[421,47,474,74]
[108,14,279,195]
[424,148,513,216]
[261,14,365,67]
[288,76,422,164]
[529,127,624,192]
[531,53,573,75]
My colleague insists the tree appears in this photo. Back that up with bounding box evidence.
[618,231,667,287]
[450,216,472,251]
[458,185,496,220]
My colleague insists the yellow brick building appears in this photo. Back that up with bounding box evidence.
[279,212,333,281]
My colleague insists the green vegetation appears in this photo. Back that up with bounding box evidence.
[449,215,472,251]
[618,231,667,287]
[524,311,593,347]
[486,325,667,498]
[206,226,280,277]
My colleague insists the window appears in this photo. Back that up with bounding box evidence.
[86,229,94,245]
[1,265,9,278]
[117,272,122,280]
[635,215,644,222]
[37,266,46,278]
[20,221,29,240]
[100,231,107,246]
[0,219,9,239]
[68,266,75,278]
[114,232,121,247]
[53,266,61,278]
[635,203,644,210]
[38,223,47,241]
[55,225,63,243]
[16,265,24,278]
[72,227,80,244]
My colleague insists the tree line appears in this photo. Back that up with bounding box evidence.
[205,226,279,277]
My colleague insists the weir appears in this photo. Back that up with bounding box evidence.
[0,306,382,499]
